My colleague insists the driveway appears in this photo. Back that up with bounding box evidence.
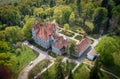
[18,41,54,79]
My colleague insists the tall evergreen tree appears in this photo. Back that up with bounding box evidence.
[49,0,55,7]
[93,7,108,34]
[55,57,64,79]
[90,59,101,79]
[114,0,120,5]
[76,0,81,16]
[68,70,74,79]
[101,0,109,7]
[69,43,75,58]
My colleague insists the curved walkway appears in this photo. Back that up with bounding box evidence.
[18,41,55,79]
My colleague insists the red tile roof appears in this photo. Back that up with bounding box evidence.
[35,23,58,40]
[53,36,69,49]
[33,23,40,30]
[75,38,91,53]
[52,33,59,39]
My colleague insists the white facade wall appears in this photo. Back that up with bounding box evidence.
[87,55,94,61]
[32,27,51,49]
[52,46,62,55]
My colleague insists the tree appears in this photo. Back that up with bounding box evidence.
[0,41,9,53]
[69,43,75,58]
[64,24,69,33]
[5,26,24,43]
[55,57,64,79]
[93,7,108,34]
[101,0,115,19]
[61,9,71,24]
[68,70,74,79]
[23,17,34,38]
[34,8,45,19]
[114,0,120,5]
[55,0,64,5]
[0,31,5,41]
[76,0,81,16]
[49,0,56,7]
[0,52,16,67]
[53,5,72,24]
[0,66,12,79]
[45,8,53,18]
[90,59,101,79]
[111,5,120,35]
[95,36,119,66]
[81,2,95,25]
[101,0,109,7]
[0,6,21,26]
[18,4,33,16]
[69,12,75,25]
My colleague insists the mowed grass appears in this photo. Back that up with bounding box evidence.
[12,45,38,79]
[73,64,116,79]
[28,59,51,79]
[37,62,76,79]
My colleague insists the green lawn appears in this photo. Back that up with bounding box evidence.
[73,63,116,79]
[37,62,76,79]
[61,30,75,37]
[75,35,82,41]
[11,45,38,79]
[28,59,51,79]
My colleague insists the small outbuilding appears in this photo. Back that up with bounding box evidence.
[87,48,97,61]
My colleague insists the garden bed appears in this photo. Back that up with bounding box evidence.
[61,30,74,37]
[68,39,76,44]
[75,35,82,41]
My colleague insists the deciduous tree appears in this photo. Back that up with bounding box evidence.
[93,7,108,34]
[64,24,69,33]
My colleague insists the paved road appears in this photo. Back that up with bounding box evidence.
[18,41,54,79]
